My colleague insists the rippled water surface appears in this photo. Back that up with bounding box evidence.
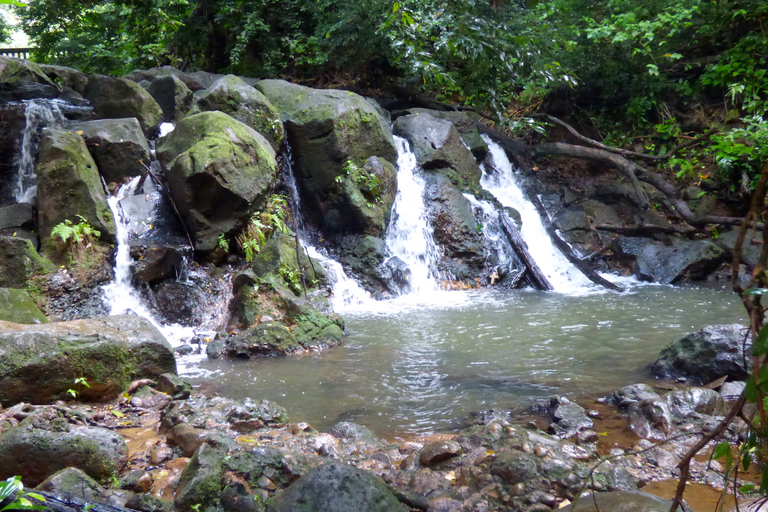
[185,284,746,438]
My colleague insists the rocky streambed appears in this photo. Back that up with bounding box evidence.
[0,323,758,512]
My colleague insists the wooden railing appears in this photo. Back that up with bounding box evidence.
[0,48,35,59]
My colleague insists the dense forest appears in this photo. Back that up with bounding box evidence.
[2,0,765,200]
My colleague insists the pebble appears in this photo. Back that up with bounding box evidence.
[149,447,173,465]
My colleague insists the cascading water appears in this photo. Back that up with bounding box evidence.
[463,193,517,268]
[480,136,593,291]
[14,99,67,203]
[383,136,443,294]
[102,177,156,319]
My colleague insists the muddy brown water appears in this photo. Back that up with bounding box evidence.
[185,283,746,440]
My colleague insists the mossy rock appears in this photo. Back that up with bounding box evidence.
[189,75,284,151]
[157,111,278,253]
[175,443,225,512]
[145,74,194,122]
[0,57,56,87]
[251,232,326,294]
[0,236,55,289]
[0,315,176,405]
[255,80,396,234]
[340,156,397,237]
[0,409,128,486]
[84,76,163,136]
[0,288,47,324]
[225,322,300,357]
[36,128,116,254]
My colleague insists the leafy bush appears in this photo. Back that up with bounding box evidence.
[50,215,101,265]
[237,194,291,262]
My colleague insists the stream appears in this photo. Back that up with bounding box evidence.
[186,283,745,439]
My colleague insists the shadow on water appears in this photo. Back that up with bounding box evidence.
[188,283,746,439]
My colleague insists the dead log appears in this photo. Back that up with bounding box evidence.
[498,214,553,291]
[524,193,622,291]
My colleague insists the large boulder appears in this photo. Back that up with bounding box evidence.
[0,288,47,324]
[189,75,284,151]
[255,80,396,234]
[84,76,163,136]
[649,324,750,384]
[424,174,484,280]
[393,113,482,190]
[0,203,35,231]
[338,156,397,237]
[613,236,725,283]
[267,462,407,512]
[0,315,177,405]
[0,236,55,288]
[67,118,151,183]
[404,108,488,161]
[36,128,116,251]
[38,64,88,95]
[0,408,128,486]
[0,57,59,101]
[156,111,278,252]
[145,74,194,122]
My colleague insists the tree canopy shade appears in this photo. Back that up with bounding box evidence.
[13,0,768,188]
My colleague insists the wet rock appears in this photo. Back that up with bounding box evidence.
[67,118,151,183]
[720,381,746,400]
[124,66,207,92]
[84,76,163,136]
[491,450,539,485]
[0,314,176,404]
[189,75,284,151]
[145,74,194,122]
[611,384,661,409]
[424,174,485,279]
[125,493,170,512]
[0,288,47,324]
[250,233,326,292]
[715,228,763,268]
[613,236,725,283]
[255,79,396,236]
[38,64,88,95]
[0,57,58,101]
[174,443,225,512]
[559,490,684,512]
[0,203,35,231]
[162,395,288,431]
[157,111,277,252]
[404,108,488,161]
[393,113,481,190]
[120,470,153,493]
[548,397,593,438]
[267,461,408,512]
[330,422,379,443]
[0,236,54,288]
[663,387,727,420]
[0,409,128,486]
[36,467,105,502]
[339,156,397,237]
[154,373,193,399]
[221,481,260,512]
[222,446,293,488]
[419,440,462,466]
[36,128,116,252]
[626,398,672,439]
[131,245,184,283]
[649,324,750,384]
[167,423,209,457]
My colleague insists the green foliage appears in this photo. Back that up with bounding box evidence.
[336,160,383,207]
[237,194,291,262]
[51,215,101,265]
[0,476,46,512]
[217,234,230,253]
[277,264,302,296]
[66,376,91,399]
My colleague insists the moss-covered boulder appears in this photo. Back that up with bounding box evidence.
[393,113,482,191]
[84,76,163,136]
[0,57,59,101]
[220,322,300,357]
[0,288,47,324]
[0,315,176,405]
[189,75,284,151]
[255,80,396,234]
[0,408,128,486]
[36,128,116,253]
[339,156,397,237]
[251,232,326,293]
[175,443,225,512]
[0,236,55,288]
[38,64,88,95]
[67,118,151,183]
[145,74,194,122]
[157,111,278,253]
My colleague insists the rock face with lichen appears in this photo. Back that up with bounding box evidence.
[0,315,176,405]
[157,111,278,253]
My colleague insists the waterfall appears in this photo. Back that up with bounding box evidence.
[15,99,67,203]
[383,136,442,294]
[102,177,156,319]
[480,137,592,291]
[463,193,516,267]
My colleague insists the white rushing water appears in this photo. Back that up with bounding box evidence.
[15,99,66,203]
[480,136,593,292]
[384,136,443,294]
